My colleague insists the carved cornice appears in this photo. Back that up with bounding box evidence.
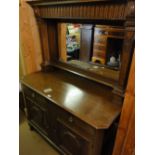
[33,3,128,20]
[27,0,135,21]
[125,1,135,27]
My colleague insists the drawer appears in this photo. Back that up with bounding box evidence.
[94,36,107,44]
[94,29,108,36]
[94,44,106,51]
[36,94,48,108]
[56,107,95,138]
[93,50,106,57]
[22,85,36,99]
[22,85,48,108]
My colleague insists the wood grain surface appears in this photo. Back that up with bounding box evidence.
[112,51,135,155]
[21,69,122,129]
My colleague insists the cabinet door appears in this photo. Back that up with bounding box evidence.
[26,98,49,135]
[57,119,90,155]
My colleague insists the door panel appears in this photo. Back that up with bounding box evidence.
[26,97,49,135]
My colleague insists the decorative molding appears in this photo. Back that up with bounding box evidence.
[125,1,135,18]
[125,1,135,27]
[33,3,128,20]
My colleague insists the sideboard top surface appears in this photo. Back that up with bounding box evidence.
[21,70,122,129]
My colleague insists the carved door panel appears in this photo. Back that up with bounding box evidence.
[57,120,89,155]
[26,98,49,135]
[47,103,60,144]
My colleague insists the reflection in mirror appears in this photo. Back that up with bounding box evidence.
[58,23,124,81]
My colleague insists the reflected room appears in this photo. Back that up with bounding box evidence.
[58,23,124,81]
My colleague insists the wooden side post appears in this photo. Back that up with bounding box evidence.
[36,17,51,71]
[58,23,67,62]
[113,1,135,96]
[112,50,135,155]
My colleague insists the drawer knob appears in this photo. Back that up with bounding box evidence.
[68,117,73,123]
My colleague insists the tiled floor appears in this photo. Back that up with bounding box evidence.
[19,110,60,155]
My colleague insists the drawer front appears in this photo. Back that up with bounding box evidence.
[94,36,107,44]
[95,29,108,36]
[55,105,95,138]
[22,85,36,99]
[57,119,90,155]
[94,44,106,51]
[22,85,48,108]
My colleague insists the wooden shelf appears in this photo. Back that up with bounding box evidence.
[50,61,119,88]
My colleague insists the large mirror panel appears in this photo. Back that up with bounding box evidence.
[58,23,124,81]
